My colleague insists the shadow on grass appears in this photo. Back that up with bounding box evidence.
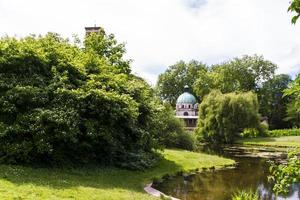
[239,137,277,143]
[250,137,277,141]
[0,158,182,192]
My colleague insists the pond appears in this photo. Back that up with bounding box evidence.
[153,146,300,200]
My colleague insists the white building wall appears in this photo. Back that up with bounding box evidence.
[176,103,198,116]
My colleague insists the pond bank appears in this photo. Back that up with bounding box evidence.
[237,136,300,148]
[0,149,234,200]
[153,145,299,200]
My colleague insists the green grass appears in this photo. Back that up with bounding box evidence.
[237,136,300,147]
[0,149,234,200]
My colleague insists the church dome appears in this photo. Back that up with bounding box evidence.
[176,85,197,104]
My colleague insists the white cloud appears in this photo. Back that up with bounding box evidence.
[1,0,300,84]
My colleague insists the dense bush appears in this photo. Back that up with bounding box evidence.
[196,90,261,144]
[162,129,195,151]
[156,104,195,150]
[0,32,163,168]
[266,128,300,137]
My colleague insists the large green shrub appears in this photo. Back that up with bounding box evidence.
[0,32,162,168]
[156,104,195,150]
[196,90,261,144]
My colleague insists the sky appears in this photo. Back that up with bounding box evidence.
[1,0,300,84]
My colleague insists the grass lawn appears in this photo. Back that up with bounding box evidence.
[237,136,300,148]
[0,149,234,200]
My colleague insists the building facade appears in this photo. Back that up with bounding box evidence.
[175,85,199,130]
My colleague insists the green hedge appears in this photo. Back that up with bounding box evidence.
[266,129,300,137]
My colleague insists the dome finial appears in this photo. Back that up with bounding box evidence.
[184,85,189,92]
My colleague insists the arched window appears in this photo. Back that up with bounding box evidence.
[184,112,189,116]
[181,105,184,108]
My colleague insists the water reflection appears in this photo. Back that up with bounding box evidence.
[153,146,300,200]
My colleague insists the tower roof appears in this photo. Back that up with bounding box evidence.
[85,26,101,35]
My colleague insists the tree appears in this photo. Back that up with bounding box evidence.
[84,27,131,74]
[0,31,163,169]
[193,55,277,98]
[258,74,292,129]
[288,0,300,24]
[156,60,207,106]
[283,74,300,127]
[196,90,261,144]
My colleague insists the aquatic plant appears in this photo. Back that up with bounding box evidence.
[268,148,300,195]
[231,190,260,200]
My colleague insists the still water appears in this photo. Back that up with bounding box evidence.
[153,146,300,200]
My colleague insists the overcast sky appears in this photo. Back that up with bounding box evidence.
[1,0,300,84]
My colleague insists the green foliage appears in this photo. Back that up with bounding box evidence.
[156,104,195,150]
[283,74,300,127]
[241,128,260,138]
[197,90,261,144]
[162,130,195,151]
[84,27,131,74]
[157,56,287,134]
[258,74,292,129]
[231,190,260,200]
[192,55,282,129]
[0,32,162,169]
[260,121,269,132]
[288,0,300,24]
[266,129,300,137]
[285,100,300,127]
[156,60,206,106]
[193,55,277,98]
[268,148,300,195]
[241,122,268,138]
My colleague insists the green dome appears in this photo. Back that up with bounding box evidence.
[176,92,197,104]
